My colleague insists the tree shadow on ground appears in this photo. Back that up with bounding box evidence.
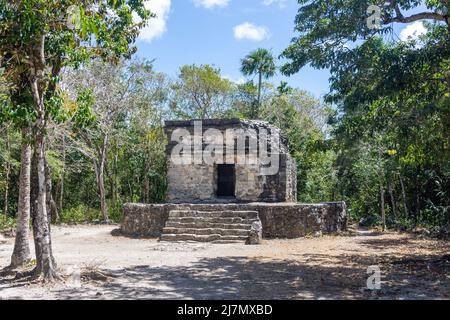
[1,229,448,300]
[51,250,449,300]
[357,237,412,250]
[50,256,368,299]
[0,266,39,293]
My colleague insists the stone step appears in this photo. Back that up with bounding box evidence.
[167,216,259,224]
[211,240,245,244]
[169,210,259,220]
[165,219,255,229]
[162,227,250,236]
[160,233,249,242]
[160,210,262,244]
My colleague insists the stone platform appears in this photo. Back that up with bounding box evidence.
[160,210,262,243]
[121,202,347,239]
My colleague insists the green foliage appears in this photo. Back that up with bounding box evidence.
[45,150,65,179]
[281,0,449,75]
[1,0,448,232]
[301,149,338,203]
[282,0,450,228]
[241,48,277,80]
[60,205,101,224]
[0,126,21,217]
[107,201,124,223]
[0,0,153,129]
[170,64,233,119]
[0,214,15,230]
[330,26,449,227]
[59,59,168,218]
[229,81,259,119]
[261,88,337,202]
[241,48,277,118]
[58,202,124,224]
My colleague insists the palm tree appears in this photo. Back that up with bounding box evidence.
[240,48,276,118]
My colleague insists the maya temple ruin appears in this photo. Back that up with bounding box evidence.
[121,119,347,243]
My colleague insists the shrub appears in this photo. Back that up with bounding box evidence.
[60,205,101,224]
[107,201,123,223]
[0,214,16,231]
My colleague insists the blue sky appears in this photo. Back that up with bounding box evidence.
[134,0,429,99]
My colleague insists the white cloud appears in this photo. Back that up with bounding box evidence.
[193,0,230,9]
[400,21,427,41]
[135,0,171,43]
[233,22,270,41]
[224,75,246,84]
[262,0,287,8]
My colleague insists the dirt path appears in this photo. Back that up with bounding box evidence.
[0,225,448,299]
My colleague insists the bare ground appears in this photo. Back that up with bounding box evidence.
[0,225,448,300]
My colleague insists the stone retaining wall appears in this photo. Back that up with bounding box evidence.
[121,202,347,239]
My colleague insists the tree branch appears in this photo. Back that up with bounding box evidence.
[384,11,447,24]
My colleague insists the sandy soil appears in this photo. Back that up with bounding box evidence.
[0,225,448,300]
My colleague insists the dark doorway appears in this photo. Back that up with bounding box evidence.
[217,164,235,198]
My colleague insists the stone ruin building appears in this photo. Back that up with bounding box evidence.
[165,119,297,203]
[122,119,347,243]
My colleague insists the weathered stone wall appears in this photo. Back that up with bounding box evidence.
[285,155,297,202]
[121,202,347,238]
[165,119,297,203]
[234,163,262,201]
[121,203,170,237]
[167,163,216,201]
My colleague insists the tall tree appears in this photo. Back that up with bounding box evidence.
[0,0,152,281]
[1,66,35,268]
[262,88,335,202]
[64,62,126,223]
[240,48,276,118]
[170,64,233,119]
[63,59,168,221]
[9,128,32,268]
[281,0,450,228]
[281,0,449,75]
[230,81,259,119]
[2,124,12,216]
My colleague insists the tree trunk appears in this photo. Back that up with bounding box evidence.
[45,158,59,223]
[128,181,133,202]
[94,134,108,223]
[10,128,32,268]
[143,176,149,203]
[58,135,65,211]
[256,70,262,119]
[142,152,150,203]
[31,132,58,281]
[388,179,397,218]
[98,165,107,223]
[380,181,386,231]
[28,33,58,281]
[3,127,11,216]
[112,153,118,204]
[399,173,408,217]
[414,186,420,227]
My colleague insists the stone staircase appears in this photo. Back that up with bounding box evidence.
[160,210,261,243]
